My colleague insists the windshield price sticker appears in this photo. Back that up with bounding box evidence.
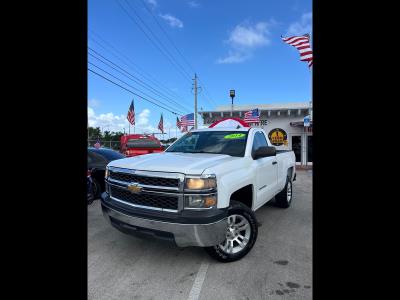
[224,133,246,139]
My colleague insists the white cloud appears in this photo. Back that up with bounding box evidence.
[217,20,275,64]
[228,22,271,48]
[159,14,183,28]
[145,0,158,8]
[216,51,250,64]
[88,107,160,134]
[286,12,312,36]
[137,109,151,126]
[88,98,100,108]
[188,1,200,8]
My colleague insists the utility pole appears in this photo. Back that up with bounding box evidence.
[194,73,198,129]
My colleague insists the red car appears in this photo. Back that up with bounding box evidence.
[120,134,164,157]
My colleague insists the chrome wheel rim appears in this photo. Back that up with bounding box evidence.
[287,181,292,202]
[219,214,251,254]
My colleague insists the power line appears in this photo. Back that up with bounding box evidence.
[88,57,187,115]
[139,0,196,74]
[88,65,185,116]
[115,0,192,83]
[88,61,185,114]
[123,0,192,80]
[138,0,217,109]
[197,77,218,108]
[89,30,188,103]
[88,48,191,113]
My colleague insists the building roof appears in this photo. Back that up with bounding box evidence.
[201,102,311,113]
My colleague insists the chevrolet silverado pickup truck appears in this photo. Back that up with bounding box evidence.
[101,127,296,262]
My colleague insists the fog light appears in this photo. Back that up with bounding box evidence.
[185,194,217,208]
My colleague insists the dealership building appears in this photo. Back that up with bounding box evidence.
[199,102,313,166]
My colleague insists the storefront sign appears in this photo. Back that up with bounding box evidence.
[246,119,270,126]
[268,128,288,146]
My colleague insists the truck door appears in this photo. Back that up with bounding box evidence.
[252,131,278,208]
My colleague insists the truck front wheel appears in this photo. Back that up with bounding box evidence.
[204,201,258,262]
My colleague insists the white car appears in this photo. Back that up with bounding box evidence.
[101,127,296,262]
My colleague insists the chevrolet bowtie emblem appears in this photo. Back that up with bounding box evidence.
[127,184,142,193]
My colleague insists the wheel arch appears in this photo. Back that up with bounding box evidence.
[229,184,254,210]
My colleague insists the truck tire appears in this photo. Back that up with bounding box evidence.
[275,176,293,208]
[91,178,101,200]
[204,200,258,263]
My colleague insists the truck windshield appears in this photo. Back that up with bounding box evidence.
[166,131,248,157]
[126,139,161,149]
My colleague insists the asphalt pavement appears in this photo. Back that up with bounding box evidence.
[88,170,312,300]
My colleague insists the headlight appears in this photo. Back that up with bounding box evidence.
[185,175,217,190]
[185,194,217,208]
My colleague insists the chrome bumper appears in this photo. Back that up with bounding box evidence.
[102,204,228,247]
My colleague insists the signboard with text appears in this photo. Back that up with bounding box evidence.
[268,128,288,146]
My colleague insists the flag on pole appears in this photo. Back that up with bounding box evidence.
[180,113,195,127]
[94,139,101,149]
[127,100,135,125]
[158,113,164,133]
[244,108,260,123]
[281,34,313,68]
[176,116,181,129]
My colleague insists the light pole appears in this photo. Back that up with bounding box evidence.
[230,90,235,116]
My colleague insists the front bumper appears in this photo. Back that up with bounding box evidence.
[101,202,228,247]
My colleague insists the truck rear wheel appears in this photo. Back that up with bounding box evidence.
[275,176,293,208]
[204,200,258,262]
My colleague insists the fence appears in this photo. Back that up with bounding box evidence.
[88,140,121,151]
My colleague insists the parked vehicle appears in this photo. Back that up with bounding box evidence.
[101,127,296,262]
[120,134,164,157]
[88,147,125,200]
[87,169,96,204]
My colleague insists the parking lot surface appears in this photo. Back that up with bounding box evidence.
[88,170,312,300]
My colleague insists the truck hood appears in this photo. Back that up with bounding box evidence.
[108,152,239,174]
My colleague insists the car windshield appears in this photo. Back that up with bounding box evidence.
[166,131,248,157]
[126,138,161,148]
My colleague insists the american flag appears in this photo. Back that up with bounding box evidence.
[127,100,135,125]
[244,108,260,123]
[158,113,164,133]
[281,34,313,68]
[94,140,101,149]
[180,113,194,127]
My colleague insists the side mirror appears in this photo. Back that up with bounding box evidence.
[253,146,276,160]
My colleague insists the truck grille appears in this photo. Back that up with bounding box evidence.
[109,171,179,188]
[110,186,178,210]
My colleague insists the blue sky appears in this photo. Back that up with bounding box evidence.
[88,0,312,136]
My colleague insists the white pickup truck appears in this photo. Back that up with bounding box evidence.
[101,127,296,262]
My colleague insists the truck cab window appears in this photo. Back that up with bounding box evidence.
[252,131,268,157]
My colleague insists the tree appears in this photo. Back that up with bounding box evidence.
[88,127,102,140]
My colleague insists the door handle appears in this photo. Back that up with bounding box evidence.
[272,161,277,165]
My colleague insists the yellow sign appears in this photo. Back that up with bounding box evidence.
[224,133,246,139]
[268,128,288,146]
